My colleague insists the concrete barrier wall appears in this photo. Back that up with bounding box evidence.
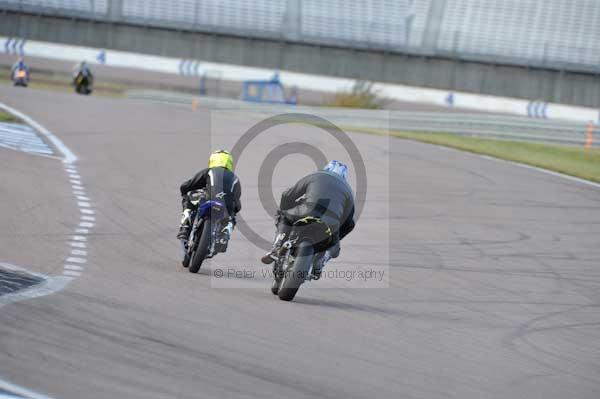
[2,12,600,108]
[2,33,598,125]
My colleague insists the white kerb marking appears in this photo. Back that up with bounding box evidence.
[0,263,70,309]
[0,105,94,399]
[65,257,86,264]
[64,264,84,271]
[0,375,58,399]
[0,100,74,162]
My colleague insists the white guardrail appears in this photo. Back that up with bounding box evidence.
[127,90,599,148]
[2,36,599,145]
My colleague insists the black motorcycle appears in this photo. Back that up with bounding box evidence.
[180,189,231,273]
[74,71,93,95]
[270,216,332,301]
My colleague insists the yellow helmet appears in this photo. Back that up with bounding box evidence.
[208,149,234,171]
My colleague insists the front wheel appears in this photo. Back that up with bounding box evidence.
[278,241,314,301]
[182,251,190,268]
[189,220,211,273]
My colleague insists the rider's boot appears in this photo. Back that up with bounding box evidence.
[311,251,332,280]
[177,209,192,240]
[261,211,292,265]
[177,224,190,241]
[261,232,286,264]
[216,219,234,252]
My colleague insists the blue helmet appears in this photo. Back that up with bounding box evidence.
[323,160,349,181]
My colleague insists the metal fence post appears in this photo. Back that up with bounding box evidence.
[107,0,122,22]
[284,0,301,41]
[422,0,447,51]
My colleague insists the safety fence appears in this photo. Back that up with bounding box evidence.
[126,90,600,148]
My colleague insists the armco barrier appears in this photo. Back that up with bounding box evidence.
[127,90,599,148]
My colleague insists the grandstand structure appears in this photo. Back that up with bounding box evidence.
[1,0,598,73]
[435,0,600,71]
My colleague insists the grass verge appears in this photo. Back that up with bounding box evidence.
[0,110,18,123]
[327,81,385,109]
[353,128,600,183]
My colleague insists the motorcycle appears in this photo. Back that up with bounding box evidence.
[180,189,231,273]
[74,71,93,95]
[270,216,332,301]
[12,68,29,87]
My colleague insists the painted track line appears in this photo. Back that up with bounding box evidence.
[0,378,56,399]
[0,103,76,163]
[0,102,96,398]
[478,154,600,189]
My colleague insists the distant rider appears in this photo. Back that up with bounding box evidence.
[261,160,355,279]
[73,61,93,80]
[177,150,242,242]
[11,57,29,80]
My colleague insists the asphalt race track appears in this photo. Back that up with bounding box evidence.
[1,85,599,399]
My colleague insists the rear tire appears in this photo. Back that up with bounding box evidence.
[278,241,313,302]
[271,277,281,295]
[189,221,211,273]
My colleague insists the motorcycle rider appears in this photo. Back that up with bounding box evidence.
[72,61,94,92]
[72,61,93,80]
[177,150,242,242]
[11,57,29,81]
[261,160,355,279]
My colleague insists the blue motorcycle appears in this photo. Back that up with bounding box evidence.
[181,190,231,273]
[12,67,29,87]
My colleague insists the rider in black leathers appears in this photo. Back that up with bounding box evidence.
[73,61,93,80]
[177,150,242,240]
[261,160,355,278]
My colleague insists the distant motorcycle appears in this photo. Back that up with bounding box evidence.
[74,70,93,95]
[12,68,29,87]
[270,216,332,301]
[181,189,231,273]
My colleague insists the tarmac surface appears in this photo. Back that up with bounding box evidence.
[0,85,599,399]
